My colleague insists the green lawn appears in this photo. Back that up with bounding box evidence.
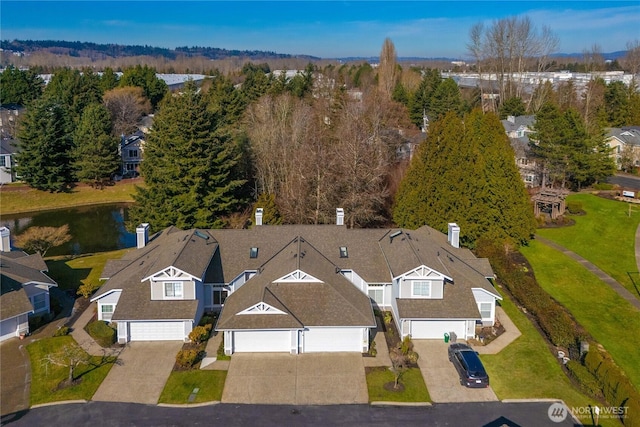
[537,193,640,299]
[46,249,130,292]
[158,370,227,404]
[521,240,640,389]
[479,291,612,423]
[366,367,430,403]
[27,336,116,405]
[0,180,141,215]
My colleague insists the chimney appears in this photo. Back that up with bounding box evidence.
[0,226,11,252]
[255,208,263,226]
[447,223,460,249]
[507,115,515,124]
[136,223,149,249]
[336,208,344,226]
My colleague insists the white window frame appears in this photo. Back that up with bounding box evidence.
[412,280,431,297]
[32,293,47,311]
[101,304,114,321]
[164,282,183,299]
[479,302,492,319]
[368,286,384,305]
[213,288,228,305]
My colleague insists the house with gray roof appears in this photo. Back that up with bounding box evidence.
[92,211,500,354]
[606,127,640,171]
[501,115,540,187]
[0,227,58,342]
[0,139,17,184]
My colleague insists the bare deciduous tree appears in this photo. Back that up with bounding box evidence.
[103,86,152,137]
[14,225,72,257]
[378,38,399,100]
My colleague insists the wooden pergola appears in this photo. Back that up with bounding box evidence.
[532,187,569,219]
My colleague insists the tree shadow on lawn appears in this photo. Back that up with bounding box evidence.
[46,258,91,291]
[626,271,640,297]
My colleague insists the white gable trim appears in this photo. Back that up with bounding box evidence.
[472,287,503,300]
[396,265,452,282]
[237,302,287,315]
[143,266,199,282]
[274,269,322,283]
[91,289,123,302]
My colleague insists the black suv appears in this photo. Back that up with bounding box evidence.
[448,343,489,388]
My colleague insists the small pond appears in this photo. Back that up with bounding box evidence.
[0,204,135,256]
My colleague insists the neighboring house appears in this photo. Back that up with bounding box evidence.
[0,104,23,140]
[606,127,640,171]
[0,139,17,184]
[120,131,145,174]
[92,210,500,355]
[0,227,58,342]
[501,115,540,187]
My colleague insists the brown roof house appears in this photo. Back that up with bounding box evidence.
[91,209,500,355]
[0,227,58,342]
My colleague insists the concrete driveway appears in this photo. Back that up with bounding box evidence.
[0,339,30,416]
[413,340,498,403]
[222,353,368,405]
[91,341,182,404]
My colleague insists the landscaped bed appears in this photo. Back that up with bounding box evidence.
[27,335,116,405]
[365,367,429,402]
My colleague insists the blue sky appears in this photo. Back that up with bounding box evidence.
[1,1,639,58]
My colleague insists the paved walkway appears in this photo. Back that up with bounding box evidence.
[200,331,229,370]
[69,302,120,357]
[473,307,521,355]
[363,316,392,367]
[536,235,640,311]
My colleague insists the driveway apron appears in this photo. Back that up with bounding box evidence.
[413,340,498,403]
[92,341,182,404]
[222,352,368,405]
[0,339,30,416]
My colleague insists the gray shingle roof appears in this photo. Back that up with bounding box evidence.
[607,127,640,147]
[1,251,56,321]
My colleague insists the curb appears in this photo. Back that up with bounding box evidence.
[30,400,87,409]
[501,398,563,403]
[370,401,432,407]
[157,401,220,408]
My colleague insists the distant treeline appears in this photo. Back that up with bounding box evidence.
[0,39,318,60]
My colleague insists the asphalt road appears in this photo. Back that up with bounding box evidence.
[1,401,582,427]
[608,173,640,191]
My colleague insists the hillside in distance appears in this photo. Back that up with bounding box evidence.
[0,39,319,61]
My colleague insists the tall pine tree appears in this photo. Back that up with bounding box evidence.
[14,98,74,192]
[73,103,120,184]
[394,110,535,247]
[130,82,246,231]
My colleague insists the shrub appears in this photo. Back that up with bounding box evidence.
[175,349,203,368]
[77,282,101,299]
[199,314,215,326]
[383,311,393,325]
[407,350,419,364]
[584,346,640,427]
[566,201,584,215]
[368,340,377,357]
[565,360,602,399]
[53,326,70,337]
[400,335,414,355]
[86,320,116,347]
[592,183,614,191]
[189,325,211,344]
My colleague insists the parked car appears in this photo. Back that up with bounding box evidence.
[448,343,489,388]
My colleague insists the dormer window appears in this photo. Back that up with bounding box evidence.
[339,246,348,258]
[164,282,183,298]
[250,247,259,258]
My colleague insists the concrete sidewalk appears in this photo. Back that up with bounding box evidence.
[473,307,521,355]
[536,235,640,311]
[200,331,229,370]
[68,301,120,357]
[363,316,392,367]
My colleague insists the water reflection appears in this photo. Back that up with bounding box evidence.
[0,204,135,256]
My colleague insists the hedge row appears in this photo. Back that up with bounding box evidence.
[477,240,639,427]
[584,346,640,427]
[476,240,581,347]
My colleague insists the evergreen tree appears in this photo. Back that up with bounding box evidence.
[42,68,102,123]
[605,81,631,127]
[119,65,168,109]
[394,110,535,247]
[428,78,463,121]
[0,66,44,106]
[99,67,120,92]
[499,97,526,119]
[14,98,74,191]
[408,69,441,127]
[130,82,246,231]
[73,103,120,184]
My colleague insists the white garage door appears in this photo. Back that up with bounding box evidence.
[303,328,363,353]
[233,330,291,353]
[129,321,186,341]
[410,320,466,340]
